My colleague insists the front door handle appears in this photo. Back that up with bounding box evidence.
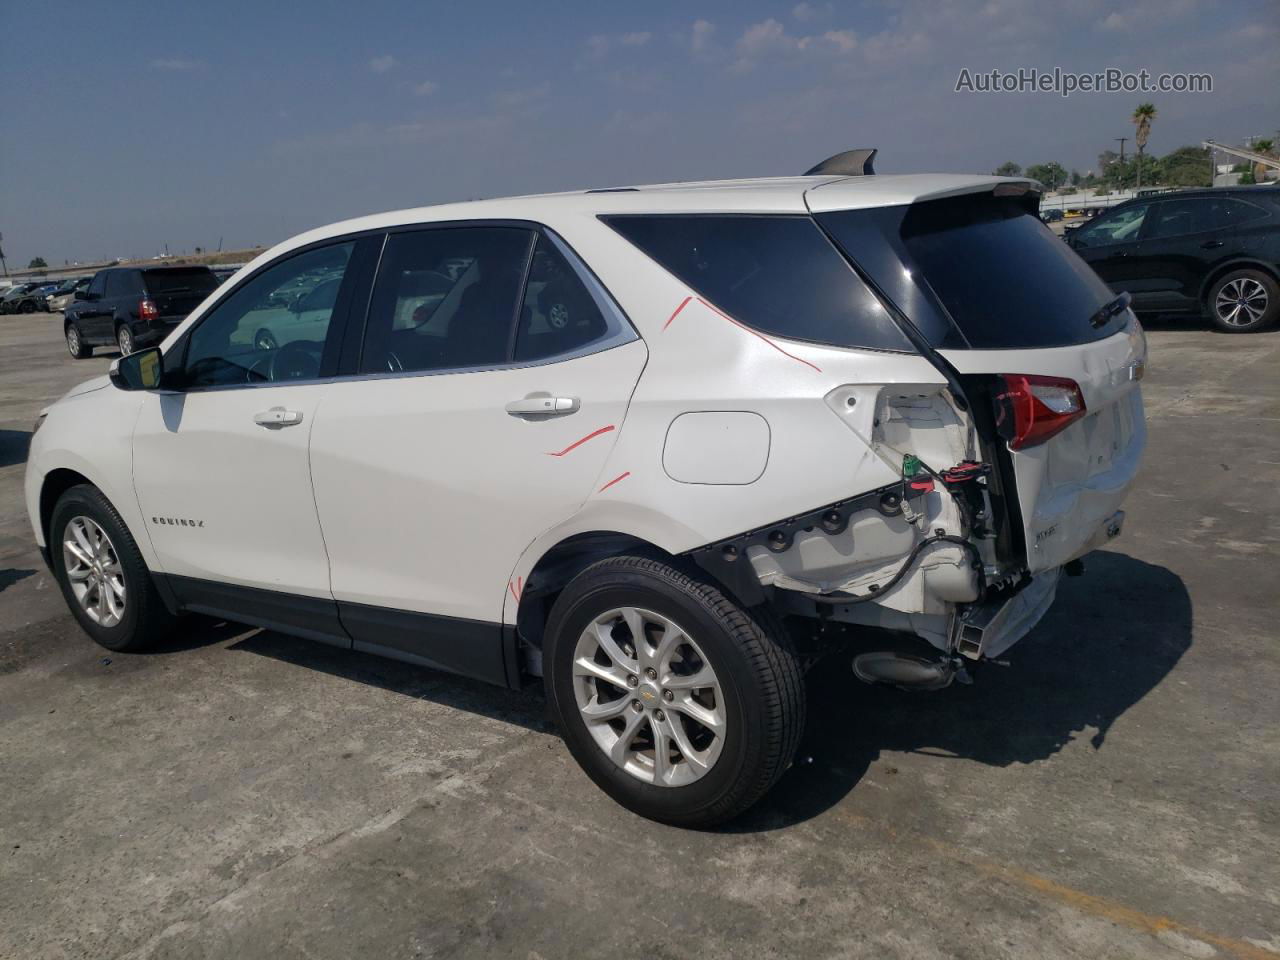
[253,407,304,428]
[1201,239,1224,249]
[505,395,579,416]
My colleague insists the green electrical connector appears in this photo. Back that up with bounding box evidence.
[902,454,921,477]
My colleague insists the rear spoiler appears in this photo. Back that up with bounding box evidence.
[804,148,877,177]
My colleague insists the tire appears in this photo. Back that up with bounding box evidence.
[20,300,36,313]
[1207,269,1279,333]
[254,327,278,351]
[65,322,91,358]
[116,324,135,356]
[49,484,174,652]
[544,555,804,828]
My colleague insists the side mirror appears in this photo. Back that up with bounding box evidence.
[109,347,164,391]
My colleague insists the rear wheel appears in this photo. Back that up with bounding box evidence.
[544,556,804,827]
[50,485,174,652]
[65,322,91,358]
[116,324,135,356]
[1207,269,1279,333]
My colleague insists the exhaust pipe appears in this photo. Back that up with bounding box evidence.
[852,651,961,691]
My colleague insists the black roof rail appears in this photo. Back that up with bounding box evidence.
[804,148,877,177]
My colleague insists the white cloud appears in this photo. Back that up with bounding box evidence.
[732,18,857,69]
[149,58,201,71]
[369,54,398,74]
[586,31,652,59]
[492,82,551,109]
[792,2,832,22]
[821,29,857,53]
[690,19,716,52]
[413,80,439,97]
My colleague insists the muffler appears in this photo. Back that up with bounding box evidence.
[852,651,960,691]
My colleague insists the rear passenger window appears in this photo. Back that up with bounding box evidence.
[359,227,534,374]
[602,215,912,352]
[514,233,631,362]
[104,272,137,298]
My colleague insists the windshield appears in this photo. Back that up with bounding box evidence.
[817,194,1124,349]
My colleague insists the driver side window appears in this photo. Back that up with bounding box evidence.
[1076,203,1148,246]
[181,242,354,389]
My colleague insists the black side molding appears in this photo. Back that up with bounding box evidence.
[164,575,350,648]
[339,601,509,687]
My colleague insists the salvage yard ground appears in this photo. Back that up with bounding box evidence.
[0,311,1277,959]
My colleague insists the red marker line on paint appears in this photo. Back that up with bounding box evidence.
[598,471,631,492]
[663,296,693,331]
[546,424,616,457]
[696,297,822,373]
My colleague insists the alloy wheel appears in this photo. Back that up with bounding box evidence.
[1215,277,1268,327]
[66,327,80,356]
[572,606,725,787]
[117,327,134,355]
[62,516,126,628]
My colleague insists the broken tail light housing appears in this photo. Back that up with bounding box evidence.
[994,374,1086,450]
[138,298,159,323]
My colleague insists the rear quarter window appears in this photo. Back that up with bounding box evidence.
[819,195,1123,349]
[601,214,914,352]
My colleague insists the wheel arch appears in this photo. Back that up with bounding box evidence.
[39,467,96,547]
[1198,257,1280,306]
[511,530,676,651]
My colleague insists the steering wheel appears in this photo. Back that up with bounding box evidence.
[267,340,323,382]
[385,351,404,372]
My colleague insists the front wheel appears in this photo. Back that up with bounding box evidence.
[65,322,91,358]
[49,484,174,652]
[544,556,804,828]
[1207,269,1279,333]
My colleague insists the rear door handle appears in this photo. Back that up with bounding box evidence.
[505,395,579,416]
[253,407,304,428]
[1201,240,1224,249]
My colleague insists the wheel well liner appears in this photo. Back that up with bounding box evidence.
[40,468,94,545]
[514,532,674,648]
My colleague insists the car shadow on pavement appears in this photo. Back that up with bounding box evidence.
[730,550,1192,831]
[0,429,31,468]
[0,568,36,594]
[226,628,551,732]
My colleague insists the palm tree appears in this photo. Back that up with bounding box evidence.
[1131,103,1157,189]
[1253,138,1275,183]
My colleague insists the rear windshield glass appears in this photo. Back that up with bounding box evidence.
[143,268,219,297]
[818,196,1124,349]
[601,214,913,352]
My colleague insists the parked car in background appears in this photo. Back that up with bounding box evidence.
[1039,208,1064,222]
[1066,185,1280,332]
[63,265,219,357]
[46,277,91,314]
[27,167,1147,826]
[1,282,50,314]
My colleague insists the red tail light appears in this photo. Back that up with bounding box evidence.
[995,374,1086,450]
[139,298,159,323]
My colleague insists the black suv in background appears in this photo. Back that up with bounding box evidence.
[1065,185,1280,332]
[63,265,220,358]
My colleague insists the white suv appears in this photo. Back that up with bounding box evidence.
[26,161,1147,826]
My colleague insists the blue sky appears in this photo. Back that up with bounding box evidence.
[1,0,1275,266]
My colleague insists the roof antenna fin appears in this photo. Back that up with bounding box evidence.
[804,148,877,177]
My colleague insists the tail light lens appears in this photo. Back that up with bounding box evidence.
[139,298,159,323]
[995,374,1086,450]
